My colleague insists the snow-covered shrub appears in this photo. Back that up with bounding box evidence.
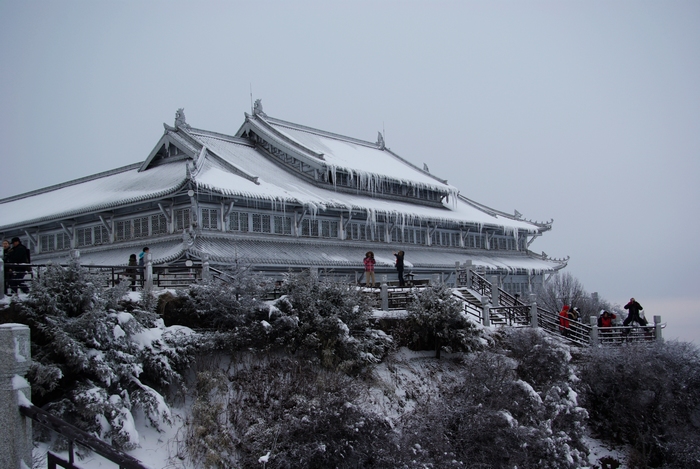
[162,267,271,331]
[18,264,197,450]
[398,350,588,468]
[228,355,398,468]
[400,283,481,358]
[271,273,391,374]
[503,328,572,390]
[577,341,700,468]
[180,369,236,469]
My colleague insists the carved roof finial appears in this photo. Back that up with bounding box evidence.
[376,131,385,149]
[175,108,190,129]
[253,99,266,117]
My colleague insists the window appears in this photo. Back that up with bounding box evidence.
[201,208,219,230]
[175,208,190,231]
[228,212,249,232]
[151,214,168,235]
[320,220,338,238]
[94,226,110,245]
[40,234,55,252]
[134,217,149,238]
[116,220,131,241]
[252,213,271,233]
[76,228,92,247]
[56,233,70,250]
[273,215,292,235]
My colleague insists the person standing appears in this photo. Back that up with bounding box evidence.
[598,310,617,341]
[394,250,405,287]
[363,251,376,288]
[2,239,11,295]
[6,237,30,294]
[138,247,150,286]
[623,297,645,327]
[127,254,138,291]
[559,305,571,335]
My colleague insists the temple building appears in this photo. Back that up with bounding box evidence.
[0,101,567,295]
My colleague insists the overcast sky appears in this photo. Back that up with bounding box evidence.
[1,1,698,343]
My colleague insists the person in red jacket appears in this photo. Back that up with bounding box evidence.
[559,305,571,335]
[363,251,376,288]
[598,310,617,341]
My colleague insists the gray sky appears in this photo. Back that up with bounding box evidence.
[1,1,698,343]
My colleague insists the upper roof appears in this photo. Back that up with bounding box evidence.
[0,104,551,235]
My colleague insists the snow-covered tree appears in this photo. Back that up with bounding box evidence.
[401,283,481,358]
[272,273,392,374]
[17,263,197,450]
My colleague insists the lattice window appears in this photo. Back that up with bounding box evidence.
[76,228,92,247]
[273,216,292,235]
[116,220,131,241]
[134,217,149,239]
[201,208,219,230]
[301,219,320,237]
[321,220,338,238]
[175,209,190,231]
[56,233,70,250]
[94,226,110,245]
[229,212,249,231]
[252,214,271,233]
[40,234,55,252]
[151,214,167,235]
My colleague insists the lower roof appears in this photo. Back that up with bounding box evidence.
[31,233,563,274]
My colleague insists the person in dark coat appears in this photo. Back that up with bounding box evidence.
[127,254,138,291]
[394,250,405,287]
[2,239,10,295]
[623,297,645,327]
[6,237,30,294]
[138,247,149,284]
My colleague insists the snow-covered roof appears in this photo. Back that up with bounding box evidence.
[188,130,540,233]
[254,114,453,192]
[0,162,187,229]
[0,108,547,237]
[189,235,559,273]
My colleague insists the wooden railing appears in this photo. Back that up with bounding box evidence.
[19,402,150,469]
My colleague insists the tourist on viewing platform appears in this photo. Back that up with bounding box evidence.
[6,237,30,294]
[394,250,405,287]
[623,297,645,327]
[568,306,580,322]
[127,254,138,291]
[363,251,376,288]
[138,247,150,284]
[2,239,11,295]
[559,305,571,335]
[598,310,617,340]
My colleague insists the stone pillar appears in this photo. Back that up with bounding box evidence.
[464,260,473,289]
[0,324,32,469]
[589,316,599,346]
[481,295,491,327]
[69,249,81,266]
[0,255,4,300]
[654,316,663,343]
[380,275,389,311]
[202,255,210,282]
[145,253,153,289]
[529,293,538,328]
[490,275,500,307]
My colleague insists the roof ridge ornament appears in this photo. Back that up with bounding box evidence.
[175,108,191,129]
[253,99,267,117]
[376,131,385,150]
